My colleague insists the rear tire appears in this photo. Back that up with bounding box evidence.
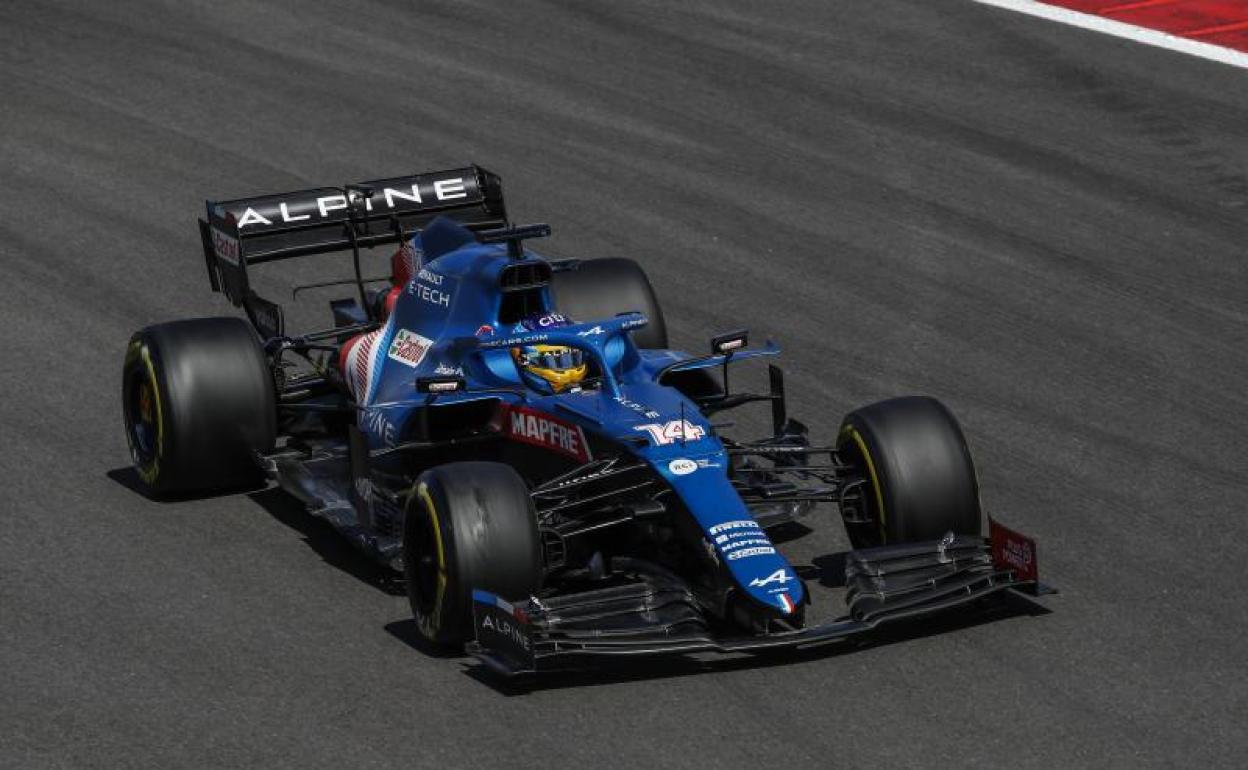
[551,258,668,349]
[122,317,276,495]
[836,396,981,548]
[403,462,543,647]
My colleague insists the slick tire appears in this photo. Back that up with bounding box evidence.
[403,462,543,648]
[551,257,668,349]
[836,396,981,548]
[122,317,276,496]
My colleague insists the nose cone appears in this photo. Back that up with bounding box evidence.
[704,516,805,615]
[651,445,806,616]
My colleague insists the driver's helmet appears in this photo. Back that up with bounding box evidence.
[511,312,587,393]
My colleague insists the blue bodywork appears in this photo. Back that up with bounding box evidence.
[356,218,804,617]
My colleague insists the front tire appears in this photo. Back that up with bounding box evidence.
[403,462,543,647]
[122,317,276,495]
[836,396,981,548]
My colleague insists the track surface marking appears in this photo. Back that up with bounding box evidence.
[976,0,1248,66]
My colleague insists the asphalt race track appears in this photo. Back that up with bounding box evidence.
[2,1,1246,767]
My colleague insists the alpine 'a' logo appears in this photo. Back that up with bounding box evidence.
[748,569,791,588]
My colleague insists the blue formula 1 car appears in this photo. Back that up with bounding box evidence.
[121,165,1048,676]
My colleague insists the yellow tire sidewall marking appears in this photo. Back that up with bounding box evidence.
[845,425,887,543]
[416,482,448,633]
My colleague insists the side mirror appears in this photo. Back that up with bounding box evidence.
[416,375,465,394]
[711,329,748,355]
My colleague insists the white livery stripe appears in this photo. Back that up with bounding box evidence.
[971,0,1248,70]
[345,321,390,405]
[362,319,392,405]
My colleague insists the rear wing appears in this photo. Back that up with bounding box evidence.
[199,165,506,337]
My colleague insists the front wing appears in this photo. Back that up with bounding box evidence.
[468,525,1051,676]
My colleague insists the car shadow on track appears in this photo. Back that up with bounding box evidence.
[107,468,405,596]
[245,485,407,597]
[383,619,467,660]
[808,551,848,587]
[767,521,815,545]
[106,466,267,503]
[454,590,1052,696]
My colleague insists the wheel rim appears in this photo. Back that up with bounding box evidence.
[125,366,159,468]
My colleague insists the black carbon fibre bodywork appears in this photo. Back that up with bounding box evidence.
[468,536,1048,676]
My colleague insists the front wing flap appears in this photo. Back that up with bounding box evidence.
[468,527,1049,676]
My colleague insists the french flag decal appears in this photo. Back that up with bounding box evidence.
[777,593,796,614]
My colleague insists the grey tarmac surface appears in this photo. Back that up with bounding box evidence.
[1,1,1245,767]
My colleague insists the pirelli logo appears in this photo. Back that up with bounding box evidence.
[496,404,592,463]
